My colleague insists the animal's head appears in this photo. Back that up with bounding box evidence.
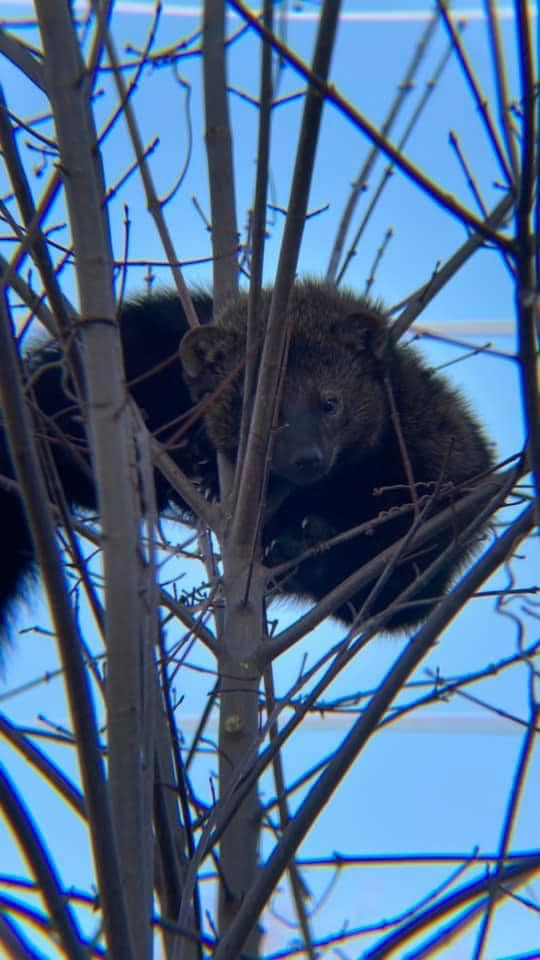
[179,281,388,486]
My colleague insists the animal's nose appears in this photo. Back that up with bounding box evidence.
[292,446,324,474]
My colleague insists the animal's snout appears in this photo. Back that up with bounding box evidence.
[291,445,324,476]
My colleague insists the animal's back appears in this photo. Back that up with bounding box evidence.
[0,280,494,643]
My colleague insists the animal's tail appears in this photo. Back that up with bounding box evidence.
[0,445,36,646]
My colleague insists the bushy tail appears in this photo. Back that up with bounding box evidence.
[0,288,213,649]
[0,448,36,647]
[0,343,91,649]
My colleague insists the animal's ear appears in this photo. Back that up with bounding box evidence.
[334,310,387,359]
[180,326,240,395]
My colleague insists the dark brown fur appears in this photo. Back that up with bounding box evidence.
[0,280,494,642]
[181,280,494,630]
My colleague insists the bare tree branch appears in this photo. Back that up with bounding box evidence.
[213,505,534,959]
[0,763,87,959]
[229,0,516,251]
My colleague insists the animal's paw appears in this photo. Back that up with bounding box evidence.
[300,514,337,543]
[264,515,337,567]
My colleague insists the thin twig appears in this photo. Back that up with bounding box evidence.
[0,713,86,818]
[365,855,540,958]
[234,0,274,518]
[0,27,46,91]
[0,86,73,336]
[212,504,535,959]
[335,28,458,287]
[437,0,514,186]
[390,191,514,340]
[229,0,515,253]
[484,0,519,175]
[449,130,488,216]
[0,284,130,960]
[0,763,87,959]
[203,0,239,311]
[91,0,201,330]
[327,11,439,282]
[230,0,343,549]
[263,665,317,960]
[514,2,539,519]
[472,678,540,959]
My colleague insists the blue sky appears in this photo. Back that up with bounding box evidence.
[1,2,539,956]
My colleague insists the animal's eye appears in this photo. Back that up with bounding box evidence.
[321,395,340,415]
